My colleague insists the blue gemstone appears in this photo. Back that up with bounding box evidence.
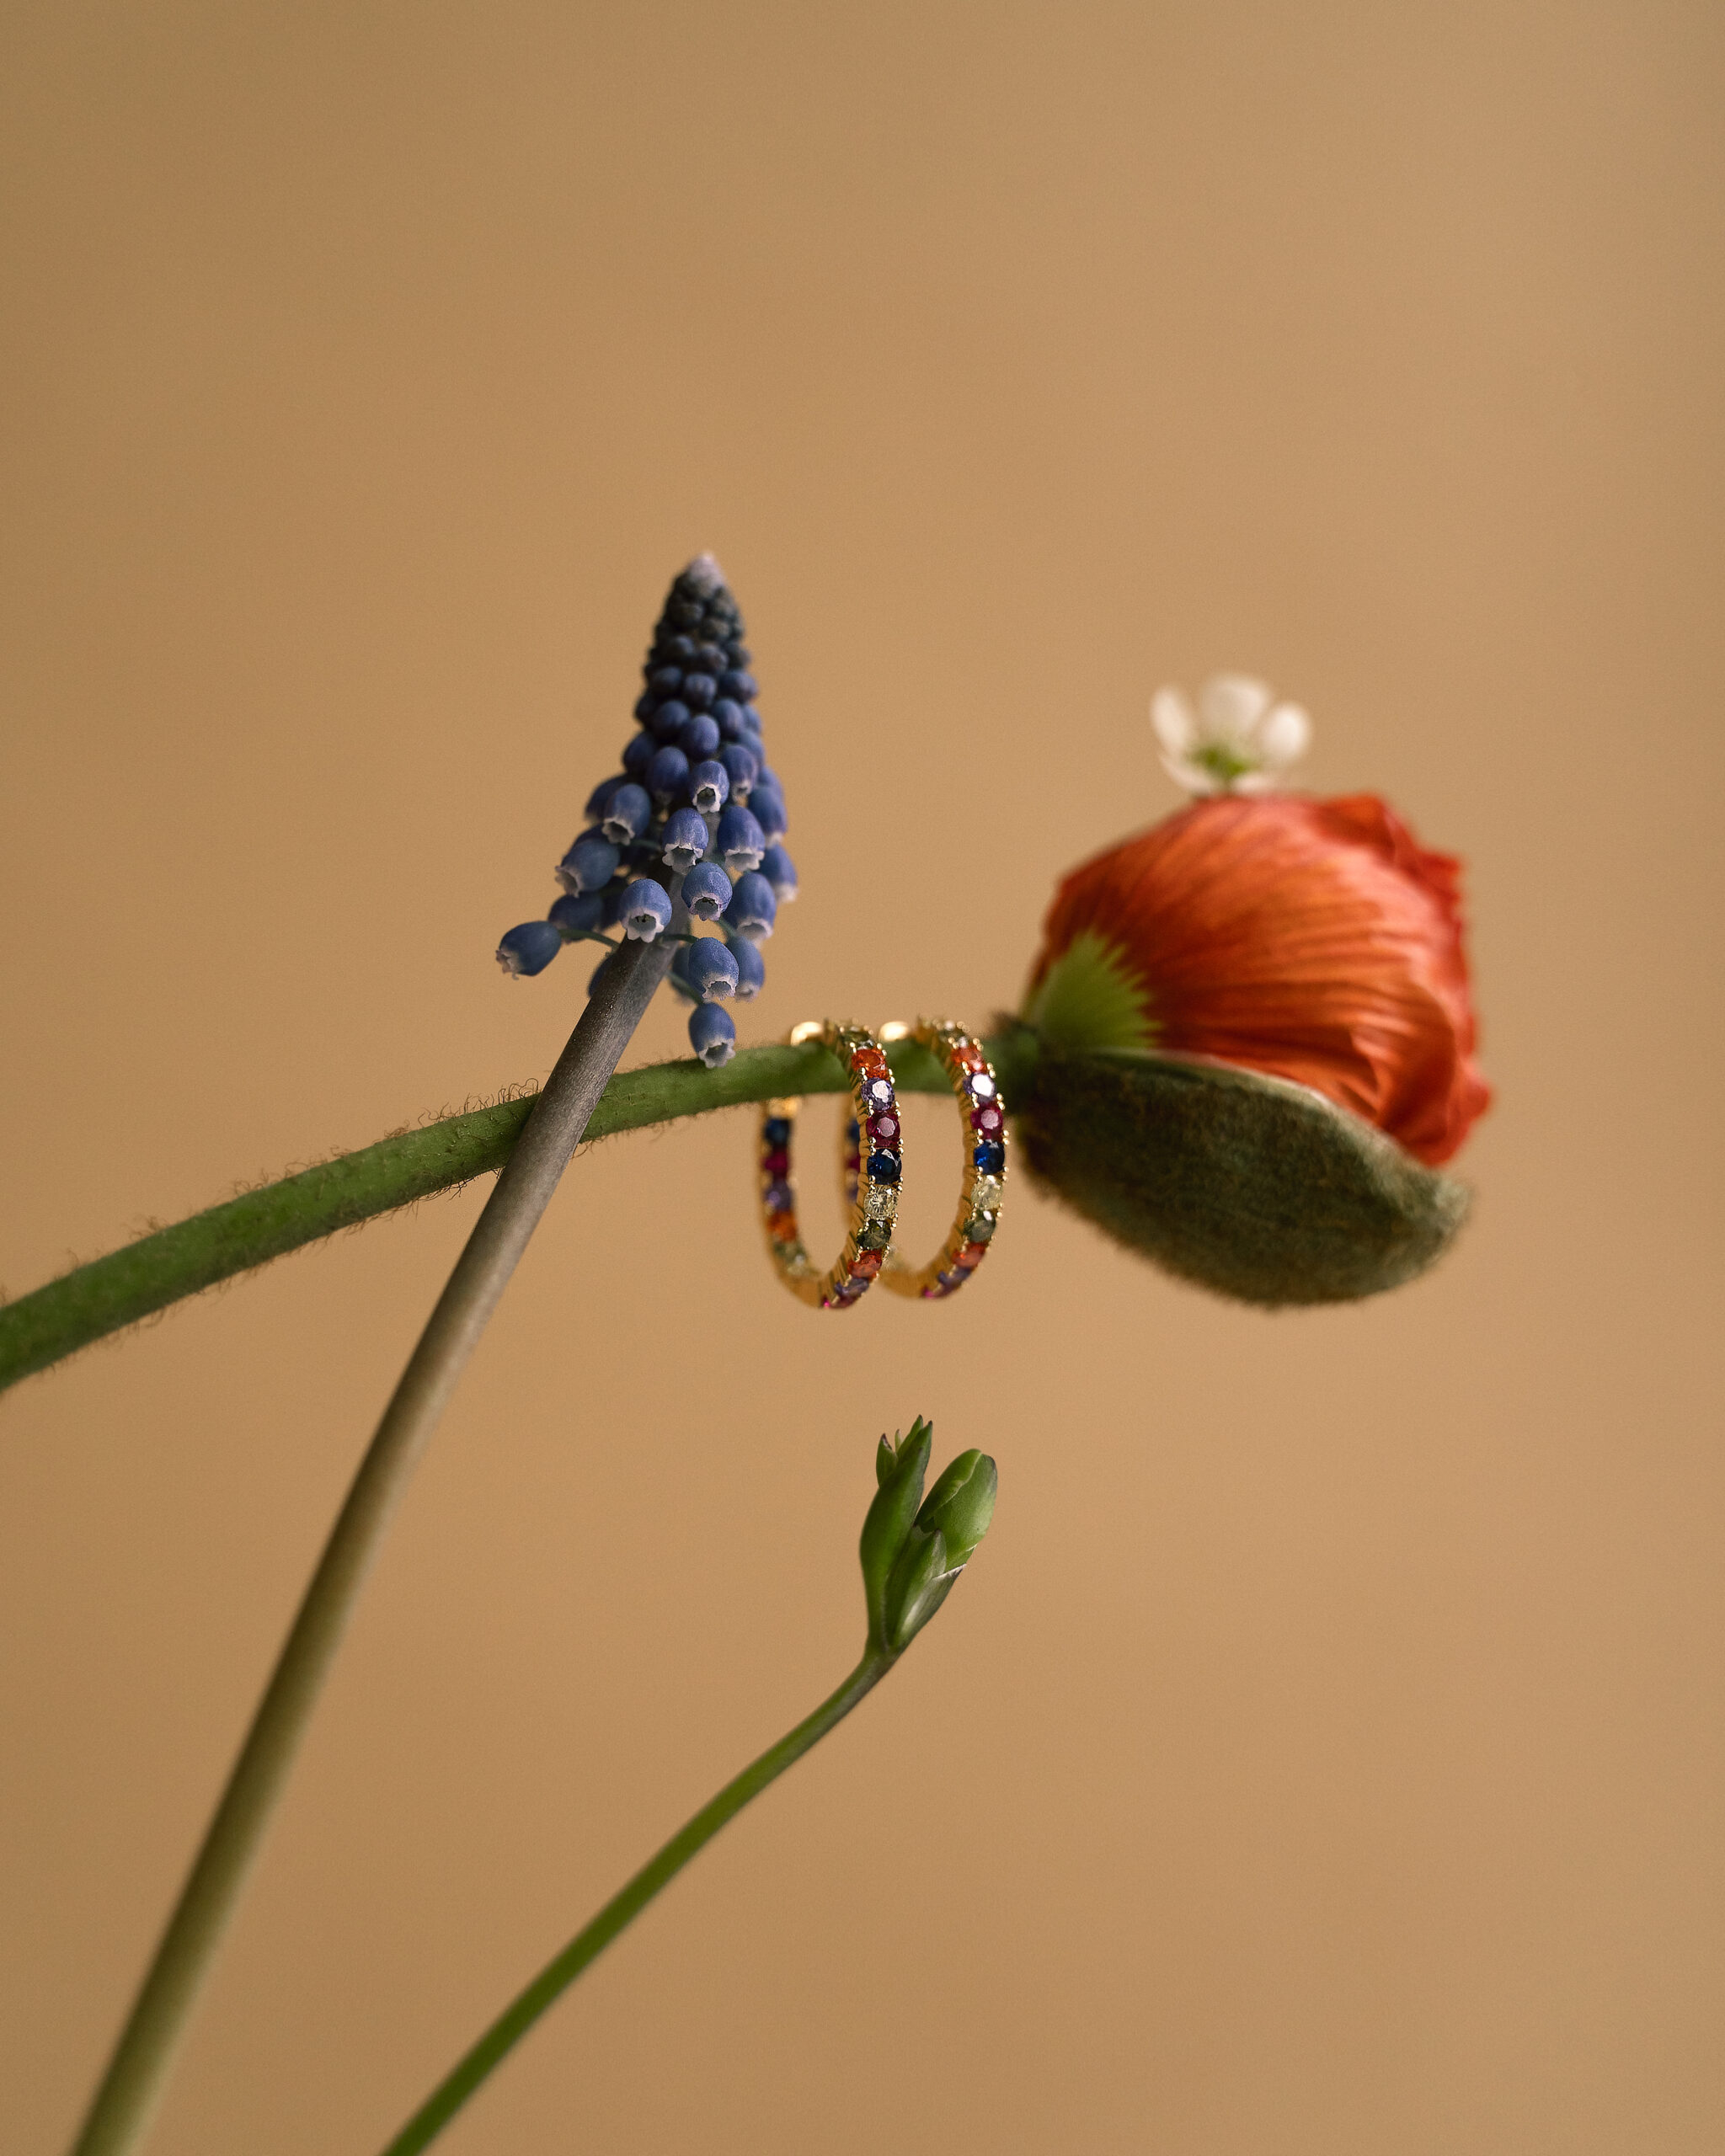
[973,1141,1006,1173]
[868,1152,902,1184]
[763,1117,792,1145]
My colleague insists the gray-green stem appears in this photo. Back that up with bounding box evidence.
[66,932,678,2156]
[377,1651,894,2156]
[2,1031,1035,1398]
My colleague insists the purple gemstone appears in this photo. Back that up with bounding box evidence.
[765,1179,792,1210]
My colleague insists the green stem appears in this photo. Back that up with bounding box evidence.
[377,1652,894,2156]
[0,1032,1034,1398]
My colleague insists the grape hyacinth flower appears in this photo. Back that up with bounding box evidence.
[494,554,792,1065]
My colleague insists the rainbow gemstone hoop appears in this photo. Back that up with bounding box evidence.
[877,1019,1007,1301]
[759,1020,901,1310]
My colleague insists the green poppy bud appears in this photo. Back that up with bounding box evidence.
[996,1023,1469,1307]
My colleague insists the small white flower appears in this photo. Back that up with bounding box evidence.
[1151,674,1312,796]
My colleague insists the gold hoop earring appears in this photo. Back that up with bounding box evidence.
[759,1021,900,1309]
[875,1020,1007,1300]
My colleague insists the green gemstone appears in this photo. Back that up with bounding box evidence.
[964,1211,998,1243]
[858,1219,893,1251]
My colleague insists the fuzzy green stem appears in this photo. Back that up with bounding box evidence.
[0,1033,1035,1398]
[377,1652,895,2156]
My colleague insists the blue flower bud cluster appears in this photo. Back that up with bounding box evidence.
[494,555,798,1069]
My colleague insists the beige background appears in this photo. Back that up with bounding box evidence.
[3,4,1722,2151]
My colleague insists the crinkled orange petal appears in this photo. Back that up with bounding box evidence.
[1028,794,1492,1165]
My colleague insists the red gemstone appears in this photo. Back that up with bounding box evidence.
[851,1047,888,1075]
[763,1146,790,1176]
[970,1106,1003,1136]
[851,1249,884,1278]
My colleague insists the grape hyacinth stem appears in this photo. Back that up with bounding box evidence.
[65,931,678,2156]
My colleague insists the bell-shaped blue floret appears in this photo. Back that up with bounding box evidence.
[684,938,740,1002]
[712,697,745,742]
[722,868,777,942]
[585,774,625,821]
[681,670,717,709]
[622,731,655,778]
[688,1002,737,1068]
[548,891,605,938]
[649,698,690,744]
[682,860,734,921]
[497,921,563,977]
[760,844,798,900]
[676,711,722,758]
[660,806,709,875]
[716,803,765,874]
[667,941,698,1002]
[648,745,690,803]
[725,933,766,1000]
[556,832,621,894]
[718,743,758,799]
[621,878,673,941]
[686,758,729,814]
[600,782,652,845]
[749,782,787,843]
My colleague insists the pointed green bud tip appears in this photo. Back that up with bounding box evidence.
[913,1449,997,1573]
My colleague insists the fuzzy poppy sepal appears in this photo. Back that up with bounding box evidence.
[997,1022,1469,1306]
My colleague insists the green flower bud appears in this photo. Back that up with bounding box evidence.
[913,1449,997,1572]
[883,1524,952,1652]
[859,1420,932,1652]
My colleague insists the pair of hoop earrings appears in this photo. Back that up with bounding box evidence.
[757,1018,1008,1310]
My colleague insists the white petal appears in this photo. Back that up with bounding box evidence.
[1255,701,1311,769]
[1198,674,1273,743]
[1159,750,1225,795]
[1150,686,1196,757]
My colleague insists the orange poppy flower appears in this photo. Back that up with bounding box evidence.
[1024,791,1491,1167]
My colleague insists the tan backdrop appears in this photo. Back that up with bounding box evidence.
[3,4,1722,2151]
